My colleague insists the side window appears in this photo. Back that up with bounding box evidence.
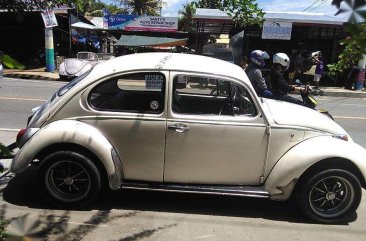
[172,75,256,116]
[89,72,165,114]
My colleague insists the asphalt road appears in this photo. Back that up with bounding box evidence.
[1,77,366,241]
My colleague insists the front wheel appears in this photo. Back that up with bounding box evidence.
[296,169,362,224]
[38,151,101,209]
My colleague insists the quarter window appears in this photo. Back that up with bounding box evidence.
[172,75,256,116]
[89,72,165,114]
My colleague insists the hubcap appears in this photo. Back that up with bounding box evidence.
[45,160,91,203]
[309,176,354,218]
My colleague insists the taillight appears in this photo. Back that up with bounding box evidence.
[16,128,27,145]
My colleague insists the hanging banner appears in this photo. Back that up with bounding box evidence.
[41,11,58,28]
[262,21,292,40]
[104,14,178,32]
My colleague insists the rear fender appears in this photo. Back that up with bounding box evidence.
[265,136,366,200]
[10,120,123,190]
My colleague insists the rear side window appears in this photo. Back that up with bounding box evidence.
[89,72,165,114]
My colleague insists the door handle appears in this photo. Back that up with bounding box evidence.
[168,123,190,133]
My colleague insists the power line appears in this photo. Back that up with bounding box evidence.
[302,0,322,12]
[308,0,329,12]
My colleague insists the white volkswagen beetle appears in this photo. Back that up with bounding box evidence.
[11,53,366,223]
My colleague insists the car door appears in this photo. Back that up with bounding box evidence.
[164,72,268,185]
[83,71,168,182]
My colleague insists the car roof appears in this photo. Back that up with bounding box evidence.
[89,52,249,84]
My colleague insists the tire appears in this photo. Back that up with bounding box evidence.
[38,151,101,209]
[296,169,362,224]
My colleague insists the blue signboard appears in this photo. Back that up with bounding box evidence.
[104,14,138,30]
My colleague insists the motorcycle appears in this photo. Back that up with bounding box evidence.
[299,84,334,120]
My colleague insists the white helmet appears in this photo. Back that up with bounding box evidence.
[273,53,290,69]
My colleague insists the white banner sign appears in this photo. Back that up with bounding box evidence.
[262,21,292,40]
[124,16,178,32]
[41,11,58,28]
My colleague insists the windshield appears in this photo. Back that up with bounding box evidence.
[58,69,92,97]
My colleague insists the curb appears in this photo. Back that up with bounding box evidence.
[3,73,60,81]
[322,90,366,98]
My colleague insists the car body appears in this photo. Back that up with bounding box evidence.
[11,53,366,223]
[0,62,3,78]
[58,52,114,81]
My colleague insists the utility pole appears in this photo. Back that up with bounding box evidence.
[45,28,55,72]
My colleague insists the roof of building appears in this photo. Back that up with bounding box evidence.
[116,35,187,47]
[264,11,347,25]
[193,8,232,21]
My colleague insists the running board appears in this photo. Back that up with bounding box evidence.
[122,182,270,199]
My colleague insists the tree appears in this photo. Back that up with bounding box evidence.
[0,0,126,16]
[328,22,366,74]
[0,0,70,13]
[75,0,127,17]
[119,0,164,16]
[178,2,196,32]
[327,1,366,74]
[191,0,264,27]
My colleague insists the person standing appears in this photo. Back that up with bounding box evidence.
[245,50,273,98]
[271,53,304,105]
[313,53,324,89]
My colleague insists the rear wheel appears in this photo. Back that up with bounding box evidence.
[39,151,101,208]
[296,169,361,224]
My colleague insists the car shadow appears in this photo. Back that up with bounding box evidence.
[2,166,357,225]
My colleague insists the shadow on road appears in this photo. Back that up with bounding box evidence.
[1,166,357,225]
[0,203,173,241]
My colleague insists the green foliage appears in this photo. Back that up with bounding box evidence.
[191,0,264,27]
[328,21,366,74]
[178,2,196,32]
[0,220,7,241]
[0,1,126,16]
[0,0,70,12]
[119,0,164,16]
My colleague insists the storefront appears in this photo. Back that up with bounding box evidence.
[240,12,347,65]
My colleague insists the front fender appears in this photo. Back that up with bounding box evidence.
[265,136,366,200]
[10,120,122,190]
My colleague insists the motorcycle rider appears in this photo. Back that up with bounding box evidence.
[245,50,273,98]
[271,53,305,105]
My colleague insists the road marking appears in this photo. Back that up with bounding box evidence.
[0,128,20,132]
[334,116,366,120]
[339,103,366,107]
[0,96,46,102]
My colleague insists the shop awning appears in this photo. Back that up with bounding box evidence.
[71,21,96,29]
[116,35,187,47]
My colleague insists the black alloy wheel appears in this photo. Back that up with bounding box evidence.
[39,151,101,208]
[297,169,362,224]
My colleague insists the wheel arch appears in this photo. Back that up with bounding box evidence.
[296,157,366,190]
[264,136,366,201]
[10,120,123,190]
